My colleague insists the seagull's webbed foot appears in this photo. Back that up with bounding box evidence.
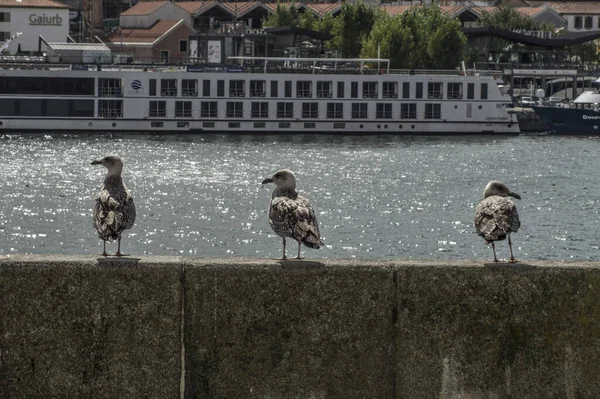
[508,257,518,263]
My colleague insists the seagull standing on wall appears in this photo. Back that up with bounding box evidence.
[91,156,136,257]
[474,181,521,263]
[262,169,323,260]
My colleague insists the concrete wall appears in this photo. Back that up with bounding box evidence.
[2,256,600,398]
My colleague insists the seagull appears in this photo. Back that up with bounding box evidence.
[474,181,521,263]
[91,156,136,257]
[262,169,323,260]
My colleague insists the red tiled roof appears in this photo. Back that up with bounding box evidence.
[0,0,68,8]
[106,19,182,43]
[541,2,600,15]
[120,1,168,16]
[176,1,215,14]
[304,3,342,16]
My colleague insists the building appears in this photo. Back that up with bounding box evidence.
[0,0,69,55]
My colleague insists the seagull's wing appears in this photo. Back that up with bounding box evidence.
[122,187,136,230]
[474,196,519,242]
[93,187,121,241]
[269,194,322,248]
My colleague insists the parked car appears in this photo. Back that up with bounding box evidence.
[519,96,536,107]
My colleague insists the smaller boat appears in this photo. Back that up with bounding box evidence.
[532,91,600,134]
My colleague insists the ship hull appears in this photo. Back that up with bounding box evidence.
[532,106,600,135]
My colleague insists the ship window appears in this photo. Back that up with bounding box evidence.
[333,122,345,129]
[585,16,593,29]
[425,103,441,119]
[161,79,177,96]
[251,102,269,118]
[481,83,488,100]
[177,122,189,128]
[229,80,245,97]
[217,80,225,97]
[376,103,392,119]
[326,103,343,119]
[0,99,16,116]
[427,82,443,99]
[284,81,292,97]
[201,101,217,117]
[0,77,95,96]
[183,79,198,96]
[316,81,332,98]
[351,82,358,98]
[228,122,241,128]
[302,102,318,118]
[304,122,316,129]
[98,100,123,118]
[447,82,463,99]
[254,122,266,128]
[277,102,293,118]
[250,80,266,97]
[383,82,397,98]
[575,16,583,29]
[203,122,215,128]
[296,81,312,98]
[279,122,291,128]
[362,82,378,98]
[0,99,93,117]
[400,103,417,119]
[175,101,192,117]
[271,81,278,97]
[151,122,164,128]
[202,80,211,97]
[467,83,475,99]
[149,79,157,96]
[415,82,423,99]
[226,101,243,117]
[337,81,345,98]
[149,101,166,117]
[351,103,367,118]
[402,82,410,99]
[98,78,122,97]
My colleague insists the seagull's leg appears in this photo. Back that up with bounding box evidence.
[508,235,517,263]
[281,237,287,260]
[491,241,499,263]
[102,240,108,257]
[296,241,304,260]
[116,236,123,257]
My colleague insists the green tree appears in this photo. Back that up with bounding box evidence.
[313,12,341,50]
[479,5,553,31]
[333,1,378,58]
[262,2,301,27]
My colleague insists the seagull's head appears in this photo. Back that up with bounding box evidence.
[484,181,521,200]
[91,156,124,175]
[262,169,296,190]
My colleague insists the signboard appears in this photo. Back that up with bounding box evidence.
[29,13,63,26]
[207,40,221,64]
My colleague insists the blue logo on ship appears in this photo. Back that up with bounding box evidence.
[131,80,142,91]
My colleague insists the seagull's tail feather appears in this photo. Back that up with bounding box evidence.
[302,232,323,249]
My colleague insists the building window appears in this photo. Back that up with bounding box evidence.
[424,103,441,119]
[179,40,188,52]
[226,101,243,117]
[149,101,166,117]
[575,16,583,29]
[229,80,245,97]
[585,16,593,29]
[277,102,293,118]
[284,81,292,97]
[402,82,410,99]
[271,80,278,97]
[160,50,169,63]
[201,80,210,97]
[161,79,177,96]
[362,82,378,98]
[302,102,318,118]
[251,102,268,118]
[182,79,198,96]
[337,81,345,98]
[250,80,266,97]
[98,100,123,118]
[447,82,463,99]
[467,83,475,99]
[217,80,224,97]
[481,83,488,100]
[149,79,156,96]
[351,103,367,119]
[416,82,423,99]
[316,81,332,98]
[427,82,443,99]
[200,101,217,117]
[400,103,417,119]
[296,81,312,98]
[351,82,358,98]
[175,101,192,117]
[0,13,11,23]
[383,82,397,98]
[326,103,343,119]
[376,103,392,119]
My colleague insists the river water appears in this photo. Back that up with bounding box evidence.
[1,133,599,261]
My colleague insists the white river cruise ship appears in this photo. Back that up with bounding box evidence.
[0,57,519,134]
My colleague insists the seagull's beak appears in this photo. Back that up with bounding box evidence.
[509,192,521,200]
[261,177,273,185]
[91,160,102,165]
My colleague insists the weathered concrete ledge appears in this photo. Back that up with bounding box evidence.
[2,256,600,398]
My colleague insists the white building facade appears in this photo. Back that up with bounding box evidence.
[0,0,69,55]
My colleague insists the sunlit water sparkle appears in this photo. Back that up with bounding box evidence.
[1,133,600,261]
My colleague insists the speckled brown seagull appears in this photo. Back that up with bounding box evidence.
[474,181,521,263]
[91,156,136,257]
[262,169,323,260]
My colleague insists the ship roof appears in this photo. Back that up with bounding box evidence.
[46,42,110,51]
